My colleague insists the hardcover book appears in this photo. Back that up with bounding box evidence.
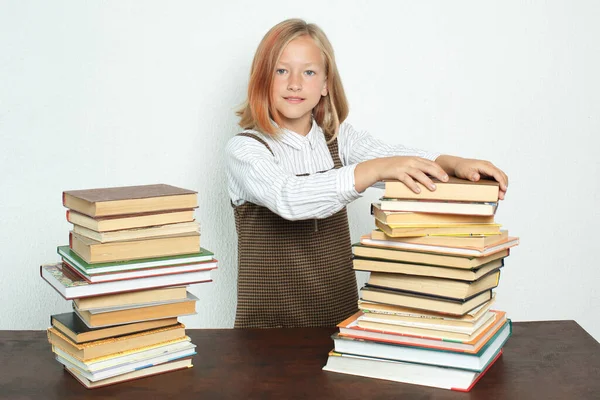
[63,184,198,217]
[383,177,500,202]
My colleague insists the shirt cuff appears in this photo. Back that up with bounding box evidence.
[337,164,362,203]
[426,152,442,162]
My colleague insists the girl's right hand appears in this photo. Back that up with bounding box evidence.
[354,156,449,193]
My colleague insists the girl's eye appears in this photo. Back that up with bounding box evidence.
[276,69,287,75]
[305,70,316,76]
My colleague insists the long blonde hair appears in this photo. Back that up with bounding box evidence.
[237,19,349,141]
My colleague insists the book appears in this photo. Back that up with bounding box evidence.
[51,312,178,343]
[378,199,498,216]
[366,271,501,301]
[338,310,508,354]
[371,203,494,225]
[331,319,511,372]
[69,231,201,263]
[358,310,496,335]
[63,258,217,283]
[375,219,501,238]
[40,263,214,299]
[353,255,504,281]
[362,232,519,257]
[58,245,214,275]
[72,221,200,243]
[64,358,193,389]
[47,323,186,361]
[357,310,498,341]
[322,348,503,392]
[358,296,496,327]
[360,287,493,316]
[67,209,196,232]
[63,184,198,217]
[52,337,193,372]
[383,176,500,202]
[352,246,508,269]
[371,229,509,250]
[74,286,188,311]
[74,292,198,328]
[56,347,196,382]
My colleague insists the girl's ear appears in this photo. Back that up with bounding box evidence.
[321,81,328,97]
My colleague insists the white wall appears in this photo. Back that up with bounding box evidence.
[1,1,598,341]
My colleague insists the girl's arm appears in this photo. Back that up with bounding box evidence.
[340,124,508,199]
[353,155,508,199]
[226,136,361,221]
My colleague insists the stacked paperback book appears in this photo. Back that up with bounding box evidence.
[323,177,519,391]
[40,184,217,389]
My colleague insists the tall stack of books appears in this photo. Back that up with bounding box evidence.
[40,184,217,389]
[324,177,519,392]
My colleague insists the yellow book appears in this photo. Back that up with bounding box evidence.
[375,219,501,238]
[47,323,186,361]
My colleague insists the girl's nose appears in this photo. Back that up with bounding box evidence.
[287,74,302,91]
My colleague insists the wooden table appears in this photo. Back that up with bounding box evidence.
[1,321,599,399]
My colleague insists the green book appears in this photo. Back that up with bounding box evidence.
[57,245,214,275]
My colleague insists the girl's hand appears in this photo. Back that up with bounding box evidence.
[354,156,449,194]
[436,155,509,200]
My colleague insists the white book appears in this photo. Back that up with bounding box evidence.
[65,359,193,389]
[379,199,498,216]
[68,261,217,283]
[40,262,215,299]
[56,347,196,381]
[52,338,194,372]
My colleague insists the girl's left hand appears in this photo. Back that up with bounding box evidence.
[437,155,509,200]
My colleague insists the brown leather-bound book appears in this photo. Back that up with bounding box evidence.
[63,184,198,217]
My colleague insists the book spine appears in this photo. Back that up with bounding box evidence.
[62,192,66,207]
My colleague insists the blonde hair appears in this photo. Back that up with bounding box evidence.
[237,19,349,141]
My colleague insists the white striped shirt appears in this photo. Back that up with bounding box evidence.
[225,120,440,220]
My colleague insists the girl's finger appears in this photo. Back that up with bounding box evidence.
[409,168,437,191]
[398,174,420,194]
[416,159,449,182]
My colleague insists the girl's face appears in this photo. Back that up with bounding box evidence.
[272,35,328,135]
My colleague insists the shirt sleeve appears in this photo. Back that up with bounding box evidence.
[226,135,361,221]
[337,123,441,166]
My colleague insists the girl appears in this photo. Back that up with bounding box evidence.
[226,19,508,328]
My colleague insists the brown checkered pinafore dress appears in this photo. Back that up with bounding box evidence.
[233,133,359,328]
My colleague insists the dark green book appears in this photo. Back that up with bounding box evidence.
[57,246,214,275]
[50,312,178,343]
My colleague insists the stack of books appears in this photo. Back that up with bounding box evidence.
[40,184,218,389]
[323,177,519,391]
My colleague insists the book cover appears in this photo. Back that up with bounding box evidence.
[338,310,508,353]
[383,177,500,202]
[51,312,179,343]
[64,358,193,389]
[40,262,214,299]
[63,184,198,217]
[378,199,498,216]
[58,245,214,274]
[361,233,519,257]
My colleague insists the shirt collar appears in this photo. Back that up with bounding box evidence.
[272,119,320,150]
